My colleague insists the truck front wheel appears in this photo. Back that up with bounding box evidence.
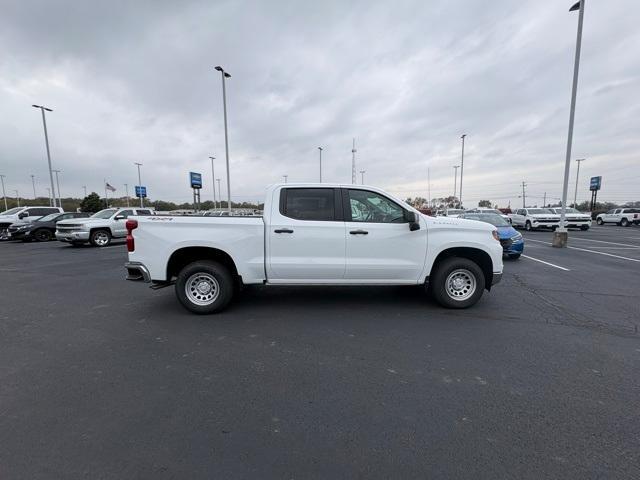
[175,261,234,314]
[90,229,111,247]
[430,257,485,309]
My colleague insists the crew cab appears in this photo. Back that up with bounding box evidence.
[596,208,640,227]
[509,208,560,231]
[548,207,591,230]
[8,211,89,241]
[56,207,154,247]
[124,184,504,312]
[0,206,63,240]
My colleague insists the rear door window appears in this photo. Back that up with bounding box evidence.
[281,188,337,221]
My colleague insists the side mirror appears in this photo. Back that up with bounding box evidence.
[18,212,28,219]
[405,211,421,231]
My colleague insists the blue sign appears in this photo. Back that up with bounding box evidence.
[190,172,203,189]
[135,186,147,198]
[589,176,602,191]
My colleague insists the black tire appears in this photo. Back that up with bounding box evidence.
[508,254,521,260]
[525,221,532,231]
[175,260,234,314]
[430,257,486,309]
[580,225,589,231]
[33,229,53,242]
[621,218,629,227]
[596,218,604,225]
[90,229,111,247]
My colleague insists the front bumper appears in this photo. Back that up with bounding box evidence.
[530,221,559,229]
[7,230,30,240]
[125,262,151,282]
[56,231,90,243]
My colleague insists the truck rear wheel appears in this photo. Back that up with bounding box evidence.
[175,260,234,314]
[430,257,485,309]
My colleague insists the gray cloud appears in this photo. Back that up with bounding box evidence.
[1,0,639,208]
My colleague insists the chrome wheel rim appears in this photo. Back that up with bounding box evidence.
[445,269,477,301]
[186,273,220,306]
[93,231,109,246]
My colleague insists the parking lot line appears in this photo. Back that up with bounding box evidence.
[566,246,640,263]
[521,254,570,271]
[568,237,640,248]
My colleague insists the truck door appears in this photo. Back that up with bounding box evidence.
[343,188,427,282]
[267,187,346,281]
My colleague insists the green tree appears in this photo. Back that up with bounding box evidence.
[478,200,492,208]
[79,192,104,213]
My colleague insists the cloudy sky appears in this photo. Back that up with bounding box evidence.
[1,0,638,208]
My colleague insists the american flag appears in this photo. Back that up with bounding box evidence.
[105,182,116,192]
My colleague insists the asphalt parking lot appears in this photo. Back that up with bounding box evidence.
[1,225,639,479]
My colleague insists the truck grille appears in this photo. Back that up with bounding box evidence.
[57,224,84,232]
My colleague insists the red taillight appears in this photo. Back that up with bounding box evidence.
[126,219,138,252]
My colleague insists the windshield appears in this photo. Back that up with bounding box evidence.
[91,209,117,219]
[553,207,579,213]
[464,213,510,227]
[0,207,23,216]
[36,213,61,222]
[528,208,553,214]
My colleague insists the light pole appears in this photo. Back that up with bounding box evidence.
[14,190,20,207]
[360,170,365,184]
[555,0,586,248]
[216,178,222,209]
[52,169,62,209]
[124,183,130,207]
[459,134,466,207]
[318,147,323,182]
[351,138,357,184]
[32,104,57,207]
[283,175,288,184]
[453,165,460,203]
[134,162,143,207]
[209,156,217,210]
[30,174,36,198]
[573,158,585,207]
[46,188,51,206]
[0,174,7,211]
[214,65,232,214]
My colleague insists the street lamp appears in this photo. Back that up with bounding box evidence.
[453,165,460,203]
[555,0,586,248]
[0,174,7,211]
[52,169,62,209]
[318,147,323,182]
[360,170,366,184]
[32,104,57,207]
[459,134,466,207]
[134,162,143,207]
[214,65,232,214]
[209,156,217,210]
[216,178,222,209]
[573,158,585,207]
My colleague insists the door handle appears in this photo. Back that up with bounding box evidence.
[349,229,368,235]
[274,228,294,234]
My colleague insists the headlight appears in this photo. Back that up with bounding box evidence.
[492,230,500,242]
[511,233,523,241]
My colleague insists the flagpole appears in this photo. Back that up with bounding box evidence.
[104,179,108,208]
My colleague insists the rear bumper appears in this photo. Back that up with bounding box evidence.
[125,261,151,282]
[56,231,90,242]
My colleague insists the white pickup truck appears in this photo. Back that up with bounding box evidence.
[509,208,560,231]
[124,184,504,312]
[548,207,591,230]
[596,208,640,227]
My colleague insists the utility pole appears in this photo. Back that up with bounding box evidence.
[52,170,62,209]
[351,138,357,184]
[124,183,130,207]
[30,175,36,198]
[46,188,51,206]
[209,156,217,209]
[573,158,585,207]
[521,181,527,208]
[82,186,87,198]
[459,134,466,207]
[134,162,143,207]
[14,190,20,207]
[360,170,365,184]
[214,65,232,214]
[453,166,460,204]
[555,0,586,247]
[32,105,57,207]
[318,147,323,182]
[0,174,7,211]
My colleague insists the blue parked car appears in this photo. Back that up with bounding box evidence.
[459,213,524,259]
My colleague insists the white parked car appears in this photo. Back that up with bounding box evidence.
[441,208,465,218]
[125,184,504,312]
[0,206,63,240]
[467,208,511,223]
[508,208,560,231]
[548,207,591,230]
[56,207,154,247]
[596,208,640,227]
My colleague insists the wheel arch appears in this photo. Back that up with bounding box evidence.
[429,247,494,290]
[166,246,239,282]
